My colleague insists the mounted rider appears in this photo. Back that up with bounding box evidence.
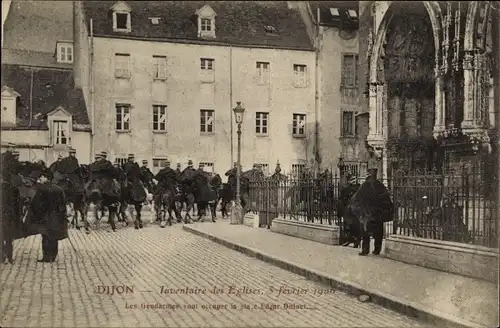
[175,163,182,177]
[140,159,155,193]
[155,160,178,190]
[86,151,120,199]
[53,148,81,187]
[122,154,147,204]
[49,154,63,175]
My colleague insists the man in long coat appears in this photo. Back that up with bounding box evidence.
[29,169,68,263]
[349,168,393,256]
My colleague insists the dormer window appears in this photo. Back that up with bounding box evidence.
[56,41,73,64]
[1,86,20,127]
[111,1,132,33]
[195,5,216,38]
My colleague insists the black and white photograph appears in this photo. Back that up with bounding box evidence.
[1,0,499,327]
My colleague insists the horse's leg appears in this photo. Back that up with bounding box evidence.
[3,228,14,264]
[108,205,117,232]
[136,204,143,229]
[184,195,194,224]
[174,200,183,223]
[210,202,217,222]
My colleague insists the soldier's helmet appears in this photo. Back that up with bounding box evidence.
[165,160,171,167]
[12,150,19,157]
[69,148,76,154]
[199,163,204,169]
[142,160,148,165]
[128,153,135,160]
[188,160,193,166]
[100,151,108,158]
[177,163,181,168]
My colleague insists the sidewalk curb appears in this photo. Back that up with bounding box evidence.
[183,225,485,328]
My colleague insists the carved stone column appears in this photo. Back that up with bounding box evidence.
[368,83,378,137]
[462,50,476,128]
[433,67,445,135]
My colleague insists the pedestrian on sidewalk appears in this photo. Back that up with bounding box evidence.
[349,168,393,256]
[337,174,361,248]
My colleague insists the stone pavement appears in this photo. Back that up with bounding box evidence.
[0,223,429,327]
[183,220,499,328]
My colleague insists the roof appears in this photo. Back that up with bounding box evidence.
[83,1,314,51]
[1,64,90,130]
[2,48,73,70]
[309,1,359,29]
[3,0,73,54]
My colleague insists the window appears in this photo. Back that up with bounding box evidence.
[200,58,214,71]
[53,120,69,145]
[57,43,73,64]
[153,56,167,80]
[153,158,167,174]
[199,162,214,173]
[255,112,269,135]
[115,157,128,167]
[113,12,131,32]
[200,109,214,133]
[153,105,167,132]
[292,164,305,177]
[341,111,355,137]
[116,104,131,131]
[293,64,307,87]
[292,113,306,136]
[201,18,212,31]
[341,54,358,87]
[254,163,269,175]
[341,54,359,104]
[256,62,270,85]
[115,54,130,78]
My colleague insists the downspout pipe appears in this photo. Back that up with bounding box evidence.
[314,7,321,175]
[230,45,234,167]
[90,18,95,161]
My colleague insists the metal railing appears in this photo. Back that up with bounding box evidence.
[247,169,498,248]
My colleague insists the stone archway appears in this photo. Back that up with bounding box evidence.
[367,1,443,177]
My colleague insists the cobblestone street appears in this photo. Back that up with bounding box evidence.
[0,216,431,328]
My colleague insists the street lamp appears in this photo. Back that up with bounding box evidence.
[231,101,245,224]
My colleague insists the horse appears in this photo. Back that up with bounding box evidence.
[154,181,183,227]
[121,177,147,229]
[84,172,122,232]
[53,166,88,231]
[2,172,67,264]
[189,172,220,222]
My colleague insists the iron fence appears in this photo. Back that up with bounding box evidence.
[392,165,498,248]
[247,168,498,248]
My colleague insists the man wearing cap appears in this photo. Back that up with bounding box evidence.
[49,154,63,175]
[175,163,182,176]
[54,148,81,188]
[29,169,68,263]
[139,160,155,193]
[181,160,196,179]
[349,167,393,256]
[123,154,147,204]
[87,151,120,201]
[338,173,361,248]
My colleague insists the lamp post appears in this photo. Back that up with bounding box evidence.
[231,101,245,224]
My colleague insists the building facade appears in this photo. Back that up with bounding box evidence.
[361,1,499,180]
[75,1,317,175]
[1,0,91,164]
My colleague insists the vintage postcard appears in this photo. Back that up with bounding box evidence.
[1,1,499,327]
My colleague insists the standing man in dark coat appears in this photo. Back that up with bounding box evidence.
[349,168,393,256]
[338,175,361,247]
[30,169,68,263]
